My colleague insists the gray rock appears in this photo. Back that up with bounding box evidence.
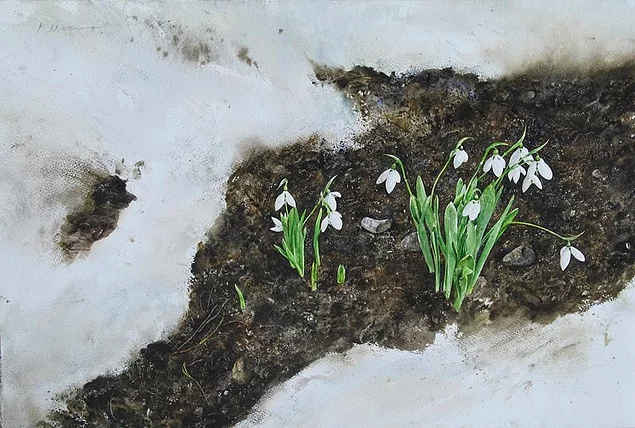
[592,169,607,182]
[361,217,392,234]
[502,245,536,267]
[231,356,251,384]
[401,232,421,252]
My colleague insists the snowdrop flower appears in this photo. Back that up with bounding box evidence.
[462,199,481,221]
[533,155,553,180]
[521,169,542,192]
[321,210,343,232]
[453,146,469,169]
[560,243,585,270]
[509,145,531,167]
[376,167,401,194]
[270,217,283,232]
[274,189,296,211]
[323,191,341,211]
[483,149,506,177]
[507,164,526,184]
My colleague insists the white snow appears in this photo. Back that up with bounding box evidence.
[0,1,634,426]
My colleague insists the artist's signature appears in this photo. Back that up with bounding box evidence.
[36,21,110,34]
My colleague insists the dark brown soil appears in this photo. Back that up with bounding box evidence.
[44,65,635,427]
[58,175,137,260]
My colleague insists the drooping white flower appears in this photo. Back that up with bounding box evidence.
[483,150,506,177]
[270,217,283,232]
[320,210,343,232]
[560,244,585,270]
[509,145,531,167]
[521,169,542,192]
[274,190,296,211]
[323,191,341,211]
[507,164,526,184]
[462,199,481,221]
[453,147,469,169]
[535,156,553,180]
[376,168,401,194]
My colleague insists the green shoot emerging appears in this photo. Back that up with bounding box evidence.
[234,284,246,311]
[337,264,346,285]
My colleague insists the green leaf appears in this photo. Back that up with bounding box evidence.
[470,197,518,292]
[475,183,497,245]
[313,209,323,267]
[409,195,420,220]
[443,203,458,299]
[454,178,464,204]
[416,176,427,200]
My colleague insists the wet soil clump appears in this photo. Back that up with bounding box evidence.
[58,175,137,260]
[45,65,635,427]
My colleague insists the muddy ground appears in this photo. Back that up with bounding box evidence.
[43,64,635,427]
[58,175,137,260]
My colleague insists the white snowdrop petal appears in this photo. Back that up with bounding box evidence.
[390,169,401,183]
[386,176,397,194]
[483,157,493,173]
[560,246,571,270]
[522,175,531,192]
[320,216,329,232]
[453,150,468,169]
[376,169,390,185]
[534,175,542,190]
[274,193,285,211]
[493,156,506,177]
[286,192,296,208]
[331,191,341,198]
[325,193,337,211]
[570,246,585,262]
[330,212,343,230]
[538,159,553,180]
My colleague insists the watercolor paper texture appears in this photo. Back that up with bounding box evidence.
[1,1,634,426]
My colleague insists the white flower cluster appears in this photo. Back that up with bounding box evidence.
[376,139,585,271]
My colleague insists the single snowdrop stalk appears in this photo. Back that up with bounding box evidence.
[560,243,585,270]
[323,190,341,211]
[483,149,506,177]
[462,198,481,221]
[376,166,401,194]
[507,163,526,184]
[274,179,297,211]
[270,217,283,232]
[453,146,469,169]
[320,210,343,232]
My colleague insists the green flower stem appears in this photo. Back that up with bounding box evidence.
[509,221,584,242]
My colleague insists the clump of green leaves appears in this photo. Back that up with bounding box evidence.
[271,177,343,289]
[378,130,584,310]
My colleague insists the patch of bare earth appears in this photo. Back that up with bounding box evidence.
[44,65,635,427]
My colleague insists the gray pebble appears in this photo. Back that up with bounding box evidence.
[400,232,421,252]
[502,245,536,267]
[361,217,392,234]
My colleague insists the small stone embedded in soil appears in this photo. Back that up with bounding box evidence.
[592,168,607,182]
[620,111,635,129]
[231,357,251,384]
[401,232,421,252]
[361,217,392,234]
[502,245,537,267]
